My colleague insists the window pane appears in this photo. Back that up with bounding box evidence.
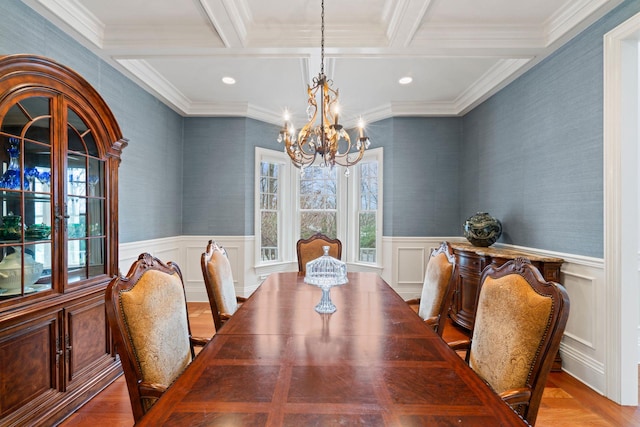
[300,212,337,239]
[358,160,378,263]
[260,211,278,261]
[359,212,376,262]
[259,160,280,262]
[360,162,378,210]
[299,165,337,240]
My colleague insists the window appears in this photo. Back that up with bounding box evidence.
[255,149,290,263]
[255,147,382,266]
[356,160,378,263]
[299,166,337,239]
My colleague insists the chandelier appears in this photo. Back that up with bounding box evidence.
[277,0,370,173]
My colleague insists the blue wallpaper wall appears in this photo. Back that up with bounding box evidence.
[1,1,185,243]
[386,117,462,236]
[182,117,290,236]
[461,0,640,258]
[6,0,640,258]
[182,116,462,236]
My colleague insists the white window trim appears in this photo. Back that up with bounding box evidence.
[254,147,383,268]
[347,147,383,267]
[254,147,292,266]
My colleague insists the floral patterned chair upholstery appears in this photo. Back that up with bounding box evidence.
[105,253,207,422]
[449,258,570,426]
[201,240,247,331]
[405,241,457,336]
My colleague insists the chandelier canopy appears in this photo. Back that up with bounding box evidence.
[277,0,370,173]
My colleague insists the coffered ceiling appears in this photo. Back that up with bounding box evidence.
[21,0,621,127]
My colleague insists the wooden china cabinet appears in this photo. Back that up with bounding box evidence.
[0,55,127,426]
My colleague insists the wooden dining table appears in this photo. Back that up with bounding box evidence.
[136,272,528,426]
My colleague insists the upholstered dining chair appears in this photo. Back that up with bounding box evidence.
[105,253,208,422]
[405,241,456,336]
[201,240,247,331]
[449,258,570,426]
[296,233,342,274]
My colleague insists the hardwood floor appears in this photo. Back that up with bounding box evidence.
[59,303,640,426]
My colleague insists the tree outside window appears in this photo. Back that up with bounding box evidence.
[259,161,279,261]
[299,166,337,239]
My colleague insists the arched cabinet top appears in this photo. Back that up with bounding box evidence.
[0,54,128,160]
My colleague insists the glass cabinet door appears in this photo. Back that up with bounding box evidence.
[66,107,106,284]
[0,96,109,298]
[0,96,53,298]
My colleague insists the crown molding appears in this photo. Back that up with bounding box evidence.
[116,58,191,114]
[545,0,623,46]
[454,57,532,114]
[22,0,105,48]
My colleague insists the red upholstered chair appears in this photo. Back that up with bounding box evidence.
[201,240,247,331]
[449,258,570,426]
[105,253,207,422]
[296,233,342,274]
[405,241,456,336]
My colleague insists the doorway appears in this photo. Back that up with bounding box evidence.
[603,11,640,405]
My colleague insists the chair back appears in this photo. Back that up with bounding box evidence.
[105,253,196,422]
[467,258,569,425]
[417,241,456,335]
[201,240,240,330]
[296,233,342,274]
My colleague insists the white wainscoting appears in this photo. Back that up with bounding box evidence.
[119,236,257,303]
[119,235,607,395]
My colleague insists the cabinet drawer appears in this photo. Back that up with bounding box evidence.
[456,253,485,272]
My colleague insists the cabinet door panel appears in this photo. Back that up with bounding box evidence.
[0,311,60,416]
[65,293,111,386]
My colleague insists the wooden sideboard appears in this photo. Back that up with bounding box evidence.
[450,242,564,330]
[449,242,564,370]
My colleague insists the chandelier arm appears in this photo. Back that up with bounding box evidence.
[333,142,366,167]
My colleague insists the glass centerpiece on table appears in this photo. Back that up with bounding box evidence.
[304,246,348,313]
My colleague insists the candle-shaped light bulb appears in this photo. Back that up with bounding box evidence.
[333,104,340,125]
[284,109,291,122]
[357,118,365,138]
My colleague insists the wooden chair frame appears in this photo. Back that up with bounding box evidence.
[296,233,342,274]
[405,241,457,336]
[201,240,247,331]
[105,253,207,422]
[449,257,570,425]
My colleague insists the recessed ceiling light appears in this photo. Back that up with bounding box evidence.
[222,76,236,85]
[398,76,413,85]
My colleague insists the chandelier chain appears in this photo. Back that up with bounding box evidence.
[321,0,325,76]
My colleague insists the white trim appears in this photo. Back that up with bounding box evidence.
[254,147,291,265]
[603,11,640,405]
[347,147,384,266]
